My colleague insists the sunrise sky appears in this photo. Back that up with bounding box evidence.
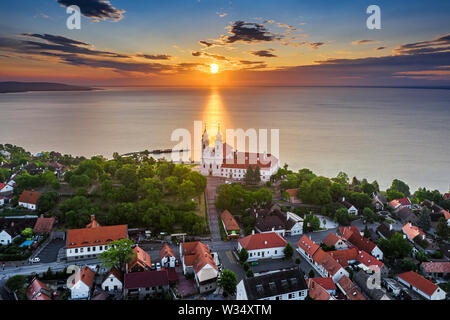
[0,0,449,86]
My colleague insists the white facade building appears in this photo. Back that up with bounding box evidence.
[0,230,12,246]
[101,268,123,293]
[238,232,287,262]
[200,129,279,182]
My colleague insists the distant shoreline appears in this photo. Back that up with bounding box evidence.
[0,82,98,94]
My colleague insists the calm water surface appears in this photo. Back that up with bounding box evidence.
[0,86,449,192]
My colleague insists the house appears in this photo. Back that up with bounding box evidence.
[328,248,386,276]
[389,198,412,210]
[402,222,425,242]
[160,243,176,268]
[27,278,52,300]
[236,268,308,300]
[33,214,55,235]
[422,199,444,213]
[253,204,303,237]
[18,190,41,211]
[0,150,11,160]
[372,192,386,211]
[322,233,349,250]
[308,277,336,295]
[220,210,240,239]
[339,226,383,260]
[200,130,279,182]
[66,215,128,261]
[339,197,358,215]
[285,189,300,204]
[297,235,320,263]
[127,245,151,273]
[312,248,349,283]
[444,193,450,201]
[101,267,123,293]
[397,271,446,300]
[0,181,14,196]
[238,232,287,262]
[395,206,417,224]
[306,278,335,300]
[123,270,169,299]
[441,209,450,226]
[353,269,390,300]
[376,222,396,240]
[336,275,366,300]
[70,266,96,300]
[179,241,218,293]
[421,261,450,280]
[0,230,11,246]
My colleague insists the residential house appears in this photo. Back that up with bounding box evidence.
[421,261,450,280]
[179,241,218,293]
[308,277,336,295]
[66,215,128,261]
[397,271,446,300]
[336,275,366,300]
[306,278,335,300]
[402,222,425,243]
[27,278,53,300]
[339,197,358,215]
[353,269,390,300]
[389,198,412,210]
[70,266,95,300]
[328,248,387,276]
[236,268,308,300]
[127,245,151,273]
[0,182,14,196]
[297,235,320,264]
[238,232,287,262]
[101,267,123,293]
[220,210,240,239]
[339,226,383,260]
[322,233,349,250]
[123,270,169,299]
[376,222,396,240]
[253,205,303,237]
[18,190,41,211]
[312,248,349,283]
[285,189,300,204]
[0,230,11,246]
[372,192,386,211]
[160,243,176,268]
[33,214,55,235]
[395,206,417,224]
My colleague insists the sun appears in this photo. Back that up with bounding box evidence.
[210,63,219,74]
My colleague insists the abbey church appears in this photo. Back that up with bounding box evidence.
[200,129,279,182]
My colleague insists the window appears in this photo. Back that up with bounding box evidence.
[75,249,78,253]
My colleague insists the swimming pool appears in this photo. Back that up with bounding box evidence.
[19,240,34,247]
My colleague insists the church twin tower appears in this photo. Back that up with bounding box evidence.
[200,128,223,176]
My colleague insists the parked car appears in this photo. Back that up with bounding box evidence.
[151,263,156,270]
[175,259,180,267]
[156,262,161,270]
[29,257,40,263]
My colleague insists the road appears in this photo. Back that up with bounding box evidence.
[205,176,225,241]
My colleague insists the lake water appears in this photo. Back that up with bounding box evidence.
[0,86,449,192]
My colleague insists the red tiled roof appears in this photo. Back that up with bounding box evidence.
[339,226,360,239]
[307,278,332,300]
[337,275,366,300]
[286,189,297,197]
[67,224,128,249]
[128,245,151,272]
[309,277,336,291]
[422,262,450,274]
[323,233,344,247]
[396,198,411,206]
[397,271,439,296]
[329,248,383,270]
[18,190,41,205]
[444,193,450,201]
[0,183,6,190]
[221,210,240,231]
[441,209,450,220]
[103,267,123,284]
[402,222,425,240]
[313,248,343,276]
[297,235,320,257]
[161,267,179,282]
[33,214,55,234]
[124,270,169,289]
[27,279,52,301]
[181,241,218,273]
[239,232,287,251]
[339,226,377,253]
[159,243,175,260]
[73,266,95,289]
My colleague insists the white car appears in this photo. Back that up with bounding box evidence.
[29,257,40,263]
[156,262,161,270]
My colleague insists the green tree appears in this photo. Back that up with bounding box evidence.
[284,243,294,260]
[21,228,33,237]
[239,248,249,264]
[178,179,196,201]
[308,269,315,278]
[217,269,237,296]
[333,171,349,186]
[417,209,432,232]
[386,189,406,202]
[98,239,136,272]
[378,232,412,259]
[389,179,410,197]
[163,176,179,195]
[6,275,27,292]
[36,191,59,213]
[436,217,449,241]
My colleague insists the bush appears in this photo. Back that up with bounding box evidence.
[246,269,254,278]
[243,262,249,271]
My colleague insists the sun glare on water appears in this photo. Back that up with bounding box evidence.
[210,63,219,74]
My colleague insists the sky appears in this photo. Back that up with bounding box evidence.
[0,0,449,86]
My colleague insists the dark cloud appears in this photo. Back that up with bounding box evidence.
[239,60,264,65]
[249,49,278,58]
[395,33,450,55]
[307,42,324,49]
[221,21,281,44]
[376,47,386,50]
[191,51,229,61]
[56,0,124,21]
[136,53,171,60]
[352,39,376,45]
[199,40,216,47]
